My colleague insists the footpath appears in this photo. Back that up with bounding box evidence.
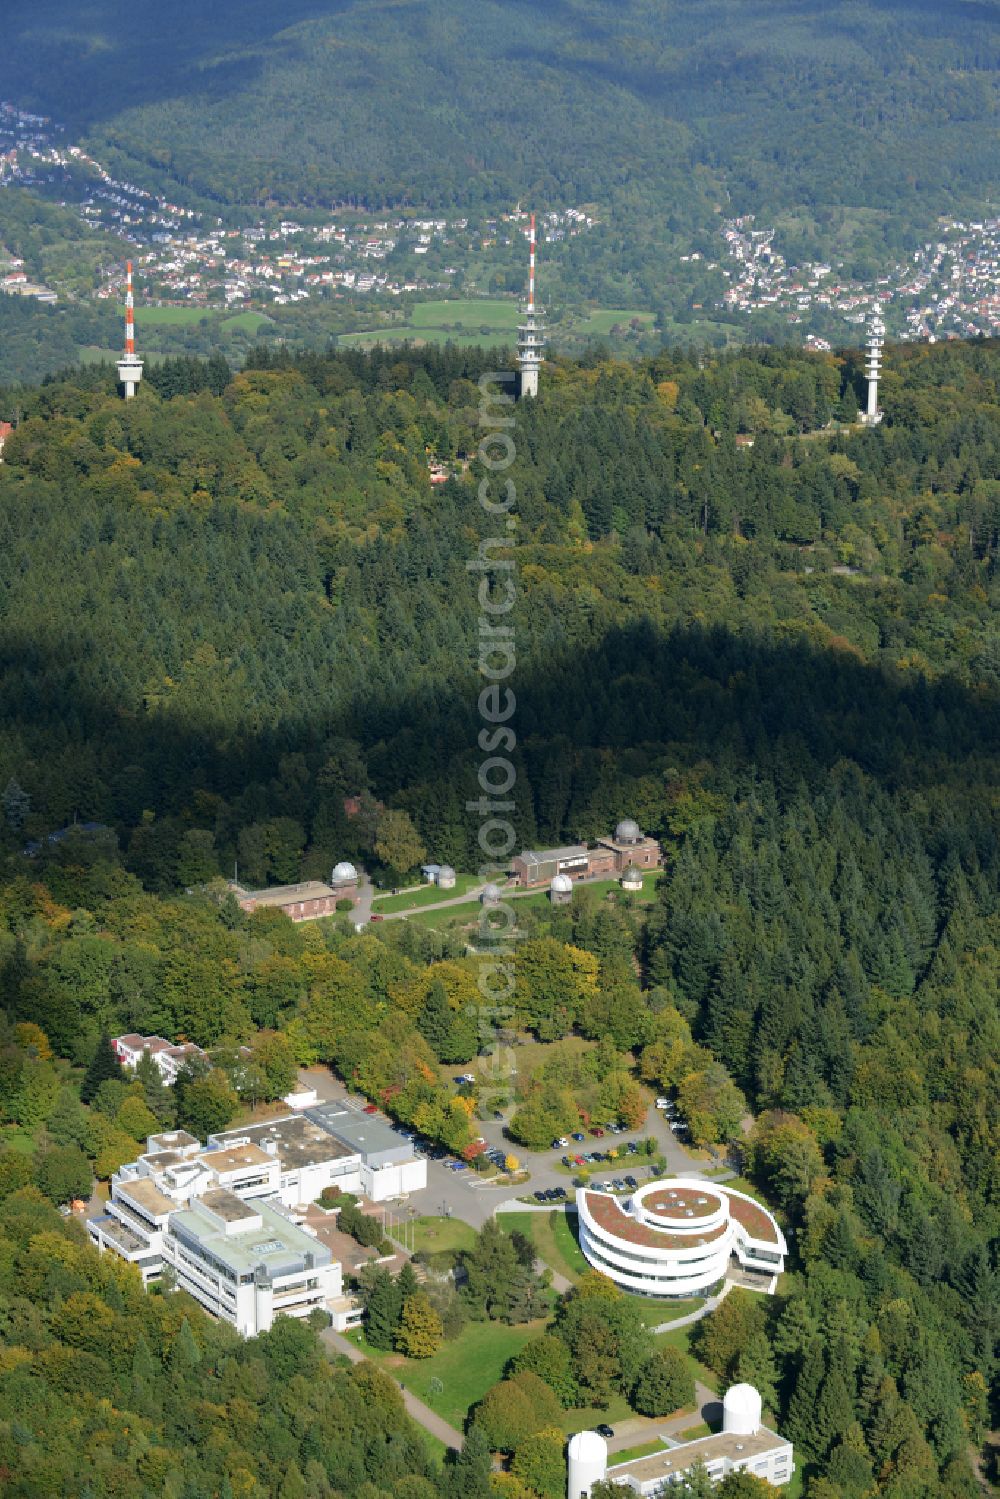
[321,1326,465,1451]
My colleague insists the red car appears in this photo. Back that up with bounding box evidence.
[589,1126,605,1137]
[574,1155,586,1165]
[370,913,384,922]
[363,1104,378,1114]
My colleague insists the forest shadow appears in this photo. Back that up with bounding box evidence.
[2,611,998,842]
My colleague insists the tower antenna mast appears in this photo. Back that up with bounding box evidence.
[117,260,144,399]
[517,212,545,399]
[860,308,884,426]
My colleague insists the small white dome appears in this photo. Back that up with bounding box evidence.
[615,818,641,843]
[551,873,574,893]
[438,865,455,878]
[723,1383,762,1436]
[567,1430,608,1494]
[481,883,501,904]
[331,861,358,883]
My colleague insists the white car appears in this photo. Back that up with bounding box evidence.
[655,1097,670,1109]
[554,1136,570,1149]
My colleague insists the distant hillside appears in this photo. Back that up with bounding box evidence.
[3,0,1000,251]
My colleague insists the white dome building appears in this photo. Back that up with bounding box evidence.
[437,865,456,889]
[724,1382,763,1436]
[481,882,502,906]
[620,863,643,892]
[576,1178,786,1298]
[568,1381,794,1495]
[615,817,642,844]
[550,872,574,905]
[331,861,358,885]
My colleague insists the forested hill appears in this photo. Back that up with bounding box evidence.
[2,0,1000,242]
[0,339,998,1493]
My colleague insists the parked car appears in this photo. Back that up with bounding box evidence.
[369,913,384,922]
[655,1097,670,1109]
[460,1073,477,1084]
[612,1178,626,1191]
[626,1142,638,1154]
[571,1131,586,1141]
[552,1187,567,1199]
[624,1175,638,1189]
[493,1110,504,1120]
[451,1160,469,1172]
[552,1137,569,1149]
[596,1424,614,1439]
[574,1154,586,1165]
[534,1190,547,1202]
[589,1126,605,1137]
[363,1104,379,1115]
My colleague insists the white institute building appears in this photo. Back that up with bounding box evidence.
[568,1383,794,1494]
[576,1179,786,1297]
[88,1104,426,1337]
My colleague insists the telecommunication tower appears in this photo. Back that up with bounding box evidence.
[117,260,143,399]
[517,213,545,399]
[860,309,884,426]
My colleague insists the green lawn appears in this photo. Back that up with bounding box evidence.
[348,1318,542,1430]
[372,874,481,912]
[410,298,520,330]
[400,872,660,930]
[608,1439,667,1466]
[118,303,218,325]
[0,1125,38,1155]
[655,1324,720,1393]
[222,309,274,332]
[575,308,655,336]
[411,1215,478,1257]
[497,1209,589,1284]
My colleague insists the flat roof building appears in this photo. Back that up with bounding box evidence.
[511,822,661,890]
[569,1383,794,1494]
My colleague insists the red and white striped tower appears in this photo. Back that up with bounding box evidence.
[117,259,143,399]
[517,211,544,399]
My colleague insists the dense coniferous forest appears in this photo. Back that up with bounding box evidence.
[0,339,997,1494]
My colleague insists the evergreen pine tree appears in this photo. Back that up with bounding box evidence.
[446,1424,493,1499]
[365,1268,403,1351]
[785,1337,825,1461]
[81,1034,125,1104]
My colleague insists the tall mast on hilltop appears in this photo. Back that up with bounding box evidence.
[517,212,545,399]
[117,260,143,399]
[860,308,884,426]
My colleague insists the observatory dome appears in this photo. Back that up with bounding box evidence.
[331,861,358,884]
[551,873,574,894]
[723,1383,762,1436]
[481,883,501,904]
[615,818,641,844]
[567,1431,608,1495]
[438,865,455,879]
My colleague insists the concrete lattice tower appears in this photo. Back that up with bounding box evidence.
[517,212,545,399]
[860,309,884,425]
[117,260,143,399]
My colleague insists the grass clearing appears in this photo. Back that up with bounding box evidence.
[576,308,655,336]
[0,1125,38,1155]
[118,303,218,326]
[411,1215,478,1257]
[497,1209,589,1284]
[372,874,481,912]
[655,1324,720,1393]
[410,298,520,330]
[222,309,274,332]
[608,1439,667,1465]
[348,1318,542,1429]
